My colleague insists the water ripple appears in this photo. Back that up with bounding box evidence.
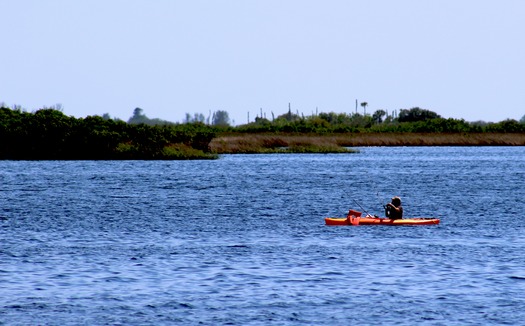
[1,148,525,324]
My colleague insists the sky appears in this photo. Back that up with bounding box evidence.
[1,0,524,125]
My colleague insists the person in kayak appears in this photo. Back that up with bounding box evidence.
[385,196,403,219]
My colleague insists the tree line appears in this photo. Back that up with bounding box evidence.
[0,106,217,160]
[231,107,525,134]
[178,105,524,133]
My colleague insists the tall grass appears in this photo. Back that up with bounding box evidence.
[210,132,525,154]
[210,134,359,154]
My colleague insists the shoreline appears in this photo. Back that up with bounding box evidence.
[210,132,525,154]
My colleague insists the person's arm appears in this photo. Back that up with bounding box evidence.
[387,203,397,210]
[387,203,402,214]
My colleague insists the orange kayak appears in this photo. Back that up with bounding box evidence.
[325,209,440,226]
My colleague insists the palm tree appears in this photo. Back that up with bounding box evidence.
[372,109,386,124]
[360,102,368,116]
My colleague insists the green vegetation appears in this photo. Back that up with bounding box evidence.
[0,107,217,160]
[232,107,525,134]
[1,105,524,159]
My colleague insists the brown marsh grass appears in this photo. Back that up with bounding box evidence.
[210,132,525,154]
[210,134,356,154]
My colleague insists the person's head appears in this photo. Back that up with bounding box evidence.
[391,196,401,207]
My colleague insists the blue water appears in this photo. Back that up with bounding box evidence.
[1,147,525,325]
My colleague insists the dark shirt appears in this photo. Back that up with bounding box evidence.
[386,204,403,219]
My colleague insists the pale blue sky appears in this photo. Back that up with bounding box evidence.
[2,0,524,124]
